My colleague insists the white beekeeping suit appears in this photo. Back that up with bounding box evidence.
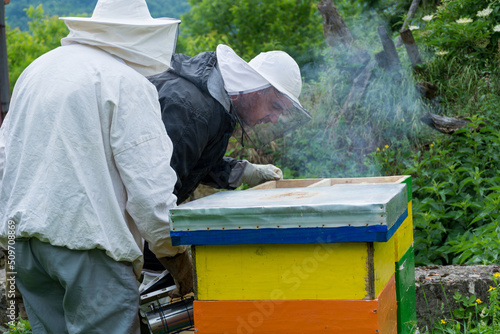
[0,0,186,332]
[0,0,183,277]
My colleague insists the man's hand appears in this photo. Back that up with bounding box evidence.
[4,1,10,5]
[241,162,283,187]
[158,251,194,298]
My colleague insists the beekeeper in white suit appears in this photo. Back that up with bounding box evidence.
[0,0,187,332]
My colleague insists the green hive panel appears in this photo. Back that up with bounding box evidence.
[396,245,417,333]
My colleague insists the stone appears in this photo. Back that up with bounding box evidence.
[414,264,500,331]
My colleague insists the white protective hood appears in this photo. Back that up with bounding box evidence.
[216,44,312,148]
[60,0,180,76]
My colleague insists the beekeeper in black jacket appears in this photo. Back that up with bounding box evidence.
[146,44,311,296]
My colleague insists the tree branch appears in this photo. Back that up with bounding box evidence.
[402,0,421,31]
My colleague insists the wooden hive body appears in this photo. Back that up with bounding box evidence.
[170,176,416,333]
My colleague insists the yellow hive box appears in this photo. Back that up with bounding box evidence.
[194,238,397,301]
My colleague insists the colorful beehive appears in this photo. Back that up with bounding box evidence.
[170,176,416,333]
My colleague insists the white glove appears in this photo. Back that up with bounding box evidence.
[241,161,283,187]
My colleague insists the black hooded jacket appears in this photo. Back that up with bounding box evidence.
[148,51,239,204]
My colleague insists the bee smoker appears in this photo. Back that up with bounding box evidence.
[139,271,194,334]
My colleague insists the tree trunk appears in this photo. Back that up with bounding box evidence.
[317,0,354,48]
[376,25,401,73]
[396,0,421,47]
[400,28,422,68]
[0,2,10,126]
[317,0,370,66]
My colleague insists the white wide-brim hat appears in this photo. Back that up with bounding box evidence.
[216,44,304,108]
[60,0,181,76]
[60,0,176,26]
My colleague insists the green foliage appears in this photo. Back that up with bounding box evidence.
[411,0,500,67]
[445,222,500,265]
[177,0,324,67]
[5,0,96,30]
[6,5,69,88]
[3,319,32,334]
[373,101,500,266]
[224,136,250,161]
[414,56,500,115]
[4,0,190,30]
